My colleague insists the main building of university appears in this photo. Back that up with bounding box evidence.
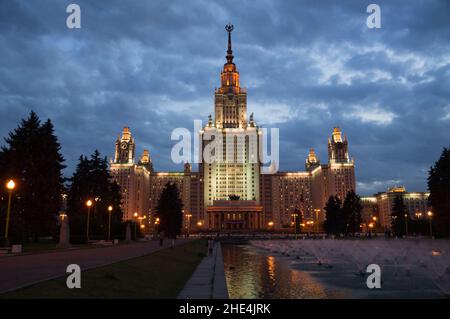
[110,26,356,232]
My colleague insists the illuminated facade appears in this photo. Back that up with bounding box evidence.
[110,25,357,232]
[260,128,356,230]
[111,128,203,231]
[110,127,151,221]
[372,187,430,230]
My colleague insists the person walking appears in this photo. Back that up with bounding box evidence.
[208,237,214,256]
[159,232,164,247]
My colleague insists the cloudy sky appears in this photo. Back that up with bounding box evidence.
[1,0,449,195]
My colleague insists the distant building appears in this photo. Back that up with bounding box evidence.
[110,127,203,232]
[360,196,379,231]
[110,127,151,222]
[360,187,430,231]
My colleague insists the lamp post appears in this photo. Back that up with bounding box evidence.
[4,179,16,245]
[107,205,113,241]
[86,199,92,242]
[314,209,320,233]
[371,216,377,234]
[185,213,192,236]
[138,215,146,235]
[368,222,374,238]
[427,211,433,238]
[404,213,409,237]
[291,213,299,239]
[196,220,203,234]
[153,217,160,237]
[133,212,138,240]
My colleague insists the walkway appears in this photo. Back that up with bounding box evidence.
[0,239,188,294]
[177,242,228,299]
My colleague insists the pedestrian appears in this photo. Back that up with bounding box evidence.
[208,237,214,256]
[159,232,164,246]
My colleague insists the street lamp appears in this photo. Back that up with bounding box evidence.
[138,215,147,236]
[368,222,374,238]
[4,179,16,245]
[404,213,409,237]
[185,213,192,235]
[314,209,320,233]
[86,199,92,242]
[427,211,433,238]
[291,213,299,238]
[133,212,138,240]
[107,205,113,241]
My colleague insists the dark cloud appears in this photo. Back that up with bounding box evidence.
[0,0,449,195]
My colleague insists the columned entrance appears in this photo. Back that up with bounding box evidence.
[207,200,263,231]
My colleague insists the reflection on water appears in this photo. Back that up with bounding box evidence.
[223,245,332,299]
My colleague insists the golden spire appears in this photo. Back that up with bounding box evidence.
[219,24,241,94]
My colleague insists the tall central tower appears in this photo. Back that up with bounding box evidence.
[201,25,262,229]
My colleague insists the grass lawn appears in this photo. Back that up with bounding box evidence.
[18,240,91,254]
[1,239,206,299]
[21,240,61,253]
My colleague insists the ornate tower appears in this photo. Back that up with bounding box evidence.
[110,127,150,222]
[326,127,355,200]
[138,149,153,172]
[114,127,135,164]
[214,24,247,129]
[328,127,350,163]
[306,148,320,170]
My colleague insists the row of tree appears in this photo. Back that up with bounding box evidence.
[66,151,125,243]
[427,148,450,236]
[323,190,362,235]
[0,112,65,243]
[0,112,128,243]
[391,195,431,236]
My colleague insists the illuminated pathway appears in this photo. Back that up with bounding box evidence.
[0,240,188,294]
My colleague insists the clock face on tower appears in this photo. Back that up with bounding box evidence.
[121,142,128,150]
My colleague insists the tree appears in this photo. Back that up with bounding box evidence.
[67,150,123,243]
[428,147,450,236]
[342,190,362,235]
[0,111,65,243]
[156,182,183,239]
[391,195,408,236]
[324,195,343,235]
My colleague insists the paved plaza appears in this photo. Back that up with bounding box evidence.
[0,239,188,294]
